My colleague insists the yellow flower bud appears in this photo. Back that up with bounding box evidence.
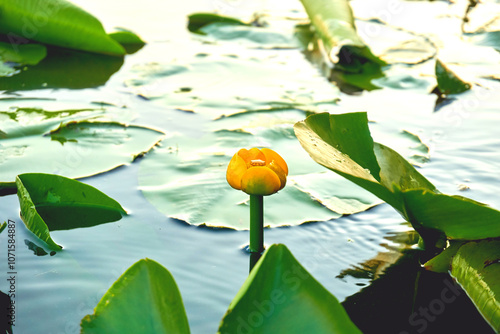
[226,148,288,196]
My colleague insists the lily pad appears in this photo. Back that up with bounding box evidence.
[125,56,340,119]
[218,244,361,334]
[0,109,164,185]
[450,240,500,332]
[81,258,190,334]
[0,41,47,65]
[0,0,125,56]
[16,173,127,250]
[187,13,249,33]
[139,113,384,229]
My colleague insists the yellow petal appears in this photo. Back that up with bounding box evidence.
[238,148,266,168]
[241,166,281,196]
[267,160,287,190]
[226,153,247,190]
[261,148,288,175]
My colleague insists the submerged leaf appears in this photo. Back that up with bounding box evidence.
[451,240,500,332]
[16,173,127,250]
[218,244,361,334]
[0,0,125,56]
[81,258,190,334]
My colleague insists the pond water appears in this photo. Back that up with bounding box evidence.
[1,0,499,333]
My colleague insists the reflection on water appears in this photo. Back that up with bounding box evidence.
[0,46,123,91]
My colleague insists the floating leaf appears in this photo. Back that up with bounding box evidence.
[0,0,125,56]
[0,114,164,185]
[139,115,382,229]
[451,240,500,332]
[402,190,500,240]
[16,173,127,250]
[125,57,339,119]
[0,221,6,234]
[218,244,361,334]
[108,28,146,54]
[187,13,248,33]
[435,59,471,95]
[81,258,190,334]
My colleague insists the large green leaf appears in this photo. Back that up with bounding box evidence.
[16,173,127,250]
[450,240,500,332]
[218,244,361,334]
[294,112,435,214]
[0,109,164,185]
[0,0,125,56]
[81,258,190,334]
[402,190,500,240]
[295,112,500,242]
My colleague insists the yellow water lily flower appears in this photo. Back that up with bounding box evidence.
[226,148,288,196]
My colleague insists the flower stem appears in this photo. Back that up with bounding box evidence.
[249,194,264,254]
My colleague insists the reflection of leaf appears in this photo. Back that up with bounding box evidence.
[219,244,361,333]
[81,258,190,334]
[0,41,47,66]
[435,59,471,96]
[0,0,125,56]
[0,117,165,184]
[16,173,127,250]
[0,46,124,90]
[451,240,500,332]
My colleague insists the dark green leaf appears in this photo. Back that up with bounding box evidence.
[16,173,127,250]
[423,240,467,273]
[0,0,125,56]
[402,189,500,240]
[450,240,500,332]
[81,258,190,334]
[108,29,146,54]
[218,244,361,334]
[0,221,6,234]
[435,59,471,95]
[187,13,248,33]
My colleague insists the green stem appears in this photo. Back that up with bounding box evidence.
[249,194,264,254]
